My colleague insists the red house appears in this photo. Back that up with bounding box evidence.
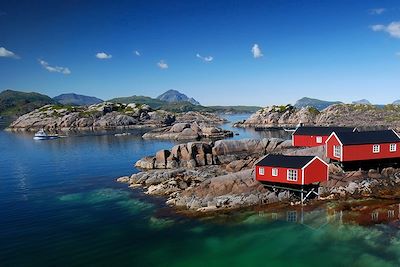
[292,126,356,147]
[255,154,329,186]
[326,130,400,166]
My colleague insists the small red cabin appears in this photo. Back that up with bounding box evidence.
[255,154,329,185]
[292,126,356,147]
[326,130,400,163]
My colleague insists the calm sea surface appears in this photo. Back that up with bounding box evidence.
[1,115,400,267]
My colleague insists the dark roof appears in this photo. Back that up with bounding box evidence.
[256,154,316,169]
[334,130,400,145]
[293,126,355,136]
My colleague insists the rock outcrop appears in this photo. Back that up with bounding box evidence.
[135,138,292,170]
[234,103,400,130]
[142,122,233,140]
[119,138,321,212]
[8,102,173,131]
[7,102,228,132]
[175,111,227,124]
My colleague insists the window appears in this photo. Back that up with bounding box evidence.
[287,169,298,181]
[316,136,323,143]
[258,167,264,175]
[287,211,297,222]
[334,145,341,158]
[388,210,395,219]
[371,211,379,221]
[272,168,278,176]
[390,144,397,152]
[373,144,380,153]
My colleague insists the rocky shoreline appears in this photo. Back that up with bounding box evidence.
[234,104,400,130]
[118,138,400,213]
[141,122,233,141]
[6,102,229,135]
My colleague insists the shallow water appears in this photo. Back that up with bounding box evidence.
[1,116,400,266]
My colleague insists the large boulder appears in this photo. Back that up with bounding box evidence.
[169,123,191,133]
[212,139,268,156]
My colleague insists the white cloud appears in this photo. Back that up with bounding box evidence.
[38,59,71,74]
[251,44,263,58]
[157,60,168,69]
[369,8,386,15]
[0,47,19,58]
[196,53,213,62]
[371,21,400,38]
[96,52,112,59]
[134,50,141,56]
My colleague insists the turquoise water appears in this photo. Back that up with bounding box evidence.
[1,118,400,266]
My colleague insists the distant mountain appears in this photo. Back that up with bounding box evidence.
[53,93,103,106]
[352,99,371,105]
[294,97,342,111]
[393,100,400,105]
[0,89,56,116]
[157,89,200,105]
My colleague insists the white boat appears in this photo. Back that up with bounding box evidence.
[33,129,60,140]
[114,132,132,137]
[284,122,303,133]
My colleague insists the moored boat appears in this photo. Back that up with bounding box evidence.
[33,129,60,140]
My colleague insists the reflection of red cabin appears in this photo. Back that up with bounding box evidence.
[292,127,356,147]
[326,130,400,163]
[255,154,329,185]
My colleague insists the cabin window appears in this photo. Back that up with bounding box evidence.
[287,211,297,222]
[390,144,397,152]
[371,211,379,221]
[333,145,341,158]
[287,169,298,181]
[373,144,380,153]
[258,167,264,175]
[272,168,278,177]
[388,210,395,219]
[316,136,323,143]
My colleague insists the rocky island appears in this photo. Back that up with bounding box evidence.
[234,103,400,130]
[6,102,232,139]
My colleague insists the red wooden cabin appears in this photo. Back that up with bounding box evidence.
[255,154,329,185]
[326,130,400,167]
[292,126,356,147]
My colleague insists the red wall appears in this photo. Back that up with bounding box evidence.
[326,134,400,162]
[303,158,329,184]
[293,135,328,147]
[343,142,400,162]
[255,165,303,185]
[326,135,341,161]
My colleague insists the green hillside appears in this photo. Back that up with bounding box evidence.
[0,89,57,116]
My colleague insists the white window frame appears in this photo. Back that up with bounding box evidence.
[316,136,323,144]
[373,144,380,154]
[272,168,278,177]
[333,145,341,158]
[390,143,397,152]
[287,169,298,181]
[258,167,264,175]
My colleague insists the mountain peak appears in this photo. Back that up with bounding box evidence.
[156,90,200,105]
[294,97,342,111]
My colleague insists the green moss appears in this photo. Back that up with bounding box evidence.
[307,106,320,115]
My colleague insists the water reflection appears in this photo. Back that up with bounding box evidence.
[238,201,400,229]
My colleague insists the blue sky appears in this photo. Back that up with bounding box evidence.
[0,0,400,106]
